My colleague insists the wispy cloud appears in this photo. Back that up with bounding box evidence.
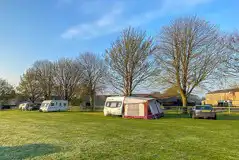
[61,2,125,39]
[61,0,213,39]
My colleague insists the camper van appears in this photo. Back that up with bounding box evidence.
[39,100,68,112]
[103,97,124,116]
[103,96,164,119]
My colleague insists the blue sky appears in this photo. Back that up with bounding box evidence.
[0,0,239,87]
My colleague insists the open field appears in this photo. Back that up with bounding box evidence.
[0,110,239,160]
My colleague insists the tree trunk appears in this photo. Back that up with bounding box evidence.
[64,84,68,101]
[48,85,51,100]
[44,94,48,100]
[180,93,188,114]
[90,93,95,111]
[124,72,132,96]
[30,97,35,103]
[64,90,68,100]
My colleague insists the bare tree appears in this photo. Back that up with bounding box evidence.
[156,16,225,108]
[17,69,41,103]
[226,32,239,53]
[54,58,83,101]
[223,32,239,76]
[105,27,156,96]
[32,60,55,100]
[77,52,106,110]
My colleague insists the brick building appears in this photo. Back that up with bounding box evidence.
[204,88,239,106]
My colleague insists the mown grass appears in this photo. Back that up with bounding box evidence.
[0,110,239,160]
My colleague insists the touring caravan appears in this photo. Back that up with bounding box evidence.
[103,96,164,119]
[39,100,68,112]
[103,97,124,116]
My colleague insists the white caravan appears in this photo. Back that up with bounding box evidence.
[103,96,164,118]
[39,100,68,112]
[103,97,124,116]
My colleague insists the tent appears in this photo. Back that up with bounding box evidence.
[123,97,164,119]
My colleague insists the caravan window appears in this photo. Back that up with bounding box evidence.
[40,103,46,107]
[117,102,122,107]
[106,102,122,108]
[111,102,118,107]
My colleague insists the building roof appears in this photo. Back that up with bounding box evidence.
[208,88,239,94]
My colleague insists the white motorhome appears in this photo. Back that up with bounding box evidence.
[39,100,68,112]
[103,97,124,116]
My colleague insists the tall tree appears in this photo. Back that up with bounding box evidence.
[77,52,106,110]
[54,58,83,101]
[0,78,15,104]
[105,27,156,96]
[17,69,41,103]
[223,32,239,76]
[156,16,225,108]
[32,60,55,100]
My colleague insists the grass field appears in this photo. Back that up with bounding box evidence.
[0,110,239,160]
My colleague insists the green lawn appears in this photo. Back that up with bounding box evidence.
[0,110,239,160]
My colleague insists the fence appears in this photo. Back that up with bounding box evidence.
[213,107,239,114]
[163,106,239,114]
[69,105,104,112]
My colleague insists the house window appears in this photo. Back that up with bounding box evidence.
[59,103,62,106]
[63,103,66,106]
[51,103,54,106]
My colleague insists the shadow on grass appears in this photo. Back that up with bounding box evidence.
[163,113,191,119]
[0,143,60,160]
[163,113,239,120]
[217,114,239,120]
